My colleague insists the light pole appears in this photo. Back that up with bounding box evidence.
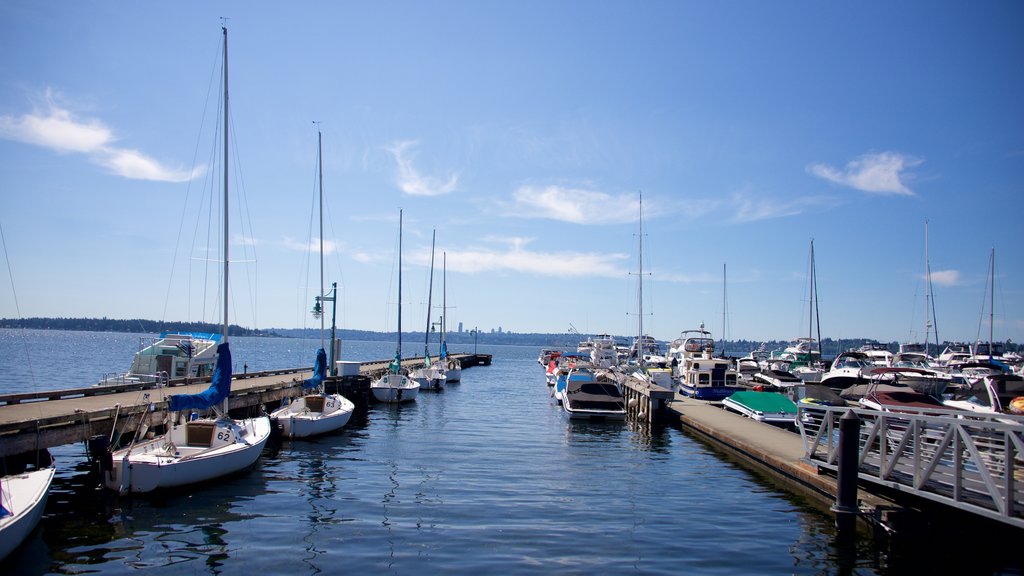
[312,281,339,375]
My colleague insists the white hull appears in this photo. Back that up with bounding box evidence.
[104,416,271,494]
[444,364,462,383]
[270,393,354,438]
[371,373,419,403]
[0,467,55,560]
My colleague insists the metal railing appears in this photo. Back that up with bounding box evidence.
[797,403,1024,528]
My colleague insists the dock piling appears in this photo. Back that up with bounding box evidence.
[833,409,861,534]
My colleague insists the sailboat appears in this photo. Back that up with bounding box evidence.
[439,252,462,383]
[409,229,446,391]
[371,210,420,403]
[102,26,271,494]
[0,463,54,560]
[786,239,824,383]
[269,128,355,437]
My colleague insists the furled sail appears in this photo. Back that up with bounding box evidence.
[302,348,327,390]
[168,342,232,412]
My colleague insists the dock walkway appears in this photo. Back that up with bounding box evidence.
[0,353,490,458]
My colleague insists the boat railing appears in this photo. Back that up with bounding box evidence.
[796,403,1024,528]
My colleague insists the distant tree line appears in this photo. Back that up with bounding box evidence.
[0,317,267,337]
[2,318,1016,355]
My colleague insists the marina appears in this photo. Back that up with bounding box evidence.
[1,330,1023,573]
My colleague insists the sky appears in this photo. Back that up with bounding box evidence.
[1,1,1022,346]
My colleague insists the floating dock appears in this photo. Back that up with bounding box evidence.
[0,353,491,459]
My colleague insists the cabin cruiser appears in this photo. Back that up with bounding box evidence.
[820,351,878,393]
[943,374,1024,415]
[96,332,221,386]
[670,327,743,400]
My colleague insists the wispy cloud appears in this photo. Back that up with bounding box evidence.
[282,236,337,255]
[439,237,629,277]
[510,185,640,224]
[929,269,960,287]
[729,189,836,223]
[385,140,458,196]
[0,89,199,182]
[807,151,920,196]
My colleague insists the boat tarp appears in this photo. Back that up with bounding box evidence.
[440,340,448,359]
[726,391,797,413]
[302,348,327,390]
[168,342,231,412]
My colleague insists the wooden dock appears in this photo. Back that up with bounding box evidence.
[0,353,491,459]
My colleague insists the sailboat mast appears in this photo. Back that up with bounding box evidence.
[221,25,230,342]
[990,246,995,356]
[442,251,447,352]
[924,219,931,355]
[423,230,436,361]
[318,129,325,350]
[721,263,727,357]
[397,210,403,361]
[637,192,644,367]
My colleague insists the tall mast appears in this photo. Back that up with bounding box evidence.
[442,251,447,353]
[221,25,230,342]
[809,239,822,360]
[636,192,644,367]
[990,246,995,356]
[397,210,403,362]
[423,230,436,363]
[924,220,932,355]
[721,263,727,356]
[318,129,325,350]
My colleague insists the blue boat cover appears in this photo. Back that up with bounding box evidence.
[302,348,327,390]
[168,342,232,412]
[440,340,448,359]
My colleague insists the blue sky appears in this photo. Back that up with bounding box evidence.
[1,1,1021,346]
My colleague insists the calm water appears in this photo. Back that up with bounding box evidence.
[0,329,1018,574]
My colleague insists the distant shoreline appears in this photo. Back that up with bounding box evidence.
[3,317,1016,356]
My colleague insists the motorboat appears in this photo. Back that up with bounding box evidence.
[857,342,894,367]
[943,374,1024,415]
[96,331,220,386]
[722,390,798,426]
[752,364,803,389]
[820,351,878,392]
[550,353,590,403]
[868,366,951,398]
[561,368,626,421]
[670,327,743,401]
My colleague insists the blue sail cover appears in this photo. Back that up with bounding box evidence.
[302,348,327,390]
[168,342,232,412]
[440,340,448,360]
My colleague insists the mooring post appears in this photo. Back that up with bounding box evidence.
[833,409,861,534]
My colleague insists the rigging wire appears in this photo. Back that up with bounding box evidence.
[0,222,35,387]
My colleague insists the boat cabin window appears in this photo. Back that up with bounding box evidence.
[186,422,216,447]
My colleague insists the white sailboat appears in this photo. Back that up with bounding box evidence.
[409,229,446,391]
[270,128,355,437]
[439,252,462,382]
[102,26,271,494]
[371,210,420,403]
[0,465,55,560]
